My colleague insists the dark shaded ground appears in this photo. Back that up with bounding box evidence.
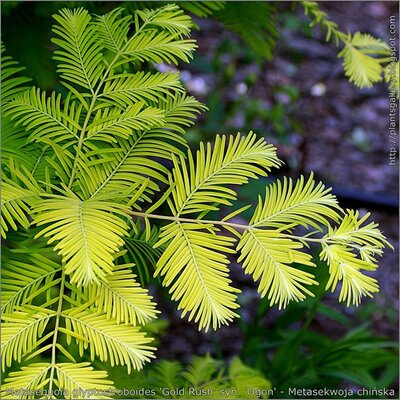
[156,1,399,362]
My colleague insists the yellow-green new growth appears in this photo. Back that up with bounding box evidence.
[302,1,391,88]
[1,3,392,397]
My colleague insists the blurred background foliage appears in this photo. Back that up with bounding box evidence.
[2,1,398,398]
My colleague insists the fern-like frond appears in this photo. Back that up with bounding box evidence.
[148,92,206,136]
[182,354,222,387]
[155,221,240,331]
[302,2,391,89]
[321,210,391,306]
[41,140,76,186]
[151,360,183,389]
[86,102,165,142]
[237,229,317,309]
[63,310,155,373]
[124,225,164,284]
[28,150,51,186]
[1,182,39,239]
[1,45,31,103]
[85,264,159,325]
[325,210,391,252]
[3,87,82,145]
[250,173,341,230]
[348,32,390,53]
[236,174,344,308]
[1,162,44,239]
[100,71,183,107]
[321,243,379,307]
[385,61,399,98]
[1,250,61,313]
[55,363,115,399]
[1,4,393,393]
[5,158,48,193]
[123,30,196,65]
[135,4,193,36]
[76,135,170,201]
[94,7,131,54]
[1,115,33,167]
[1,120,50,182]
[76,94,204,200]
[168,132,281,216]
[339,33,389,88]
[33,193,130,286]
[1,363,51,399]
[1,310,54,369]
[52,8,104,93]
